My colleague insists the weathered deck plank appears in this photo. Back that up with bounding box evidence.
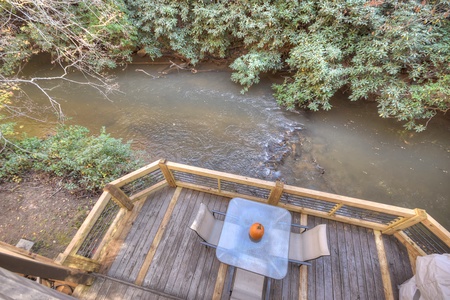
[352,224,368,299]
[185,194,222,300]
[131,186,175,282]
[145,188,197,291]
[360,226,384,300]
[163,190,204,295]
[328,216,343,300]
[73,276,106,300]
[106,186,172,281]
[306,216,388,300]
[139,188,227,299]
[366,229,385,298]
[75,275,183,300]
[167,191,210,296]
[345,222,361,299]
[335,217,350,300]
[383,234,413,300]
[76,187,413,300]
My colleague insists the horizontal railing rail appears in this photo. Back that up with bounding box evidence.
[57,159,450,271]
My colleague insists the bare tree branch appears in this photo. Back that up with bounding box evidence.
[0,0,136,122]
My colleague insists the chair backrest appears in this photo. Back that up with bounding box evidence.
[289,224,330,262]
[189,203,223,245]
[231,268,265,300]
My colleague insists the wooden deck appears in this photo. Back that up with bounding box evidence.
[74,186,413,300]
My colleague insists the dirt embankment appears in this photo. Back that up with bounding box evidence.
[0,174,96,259]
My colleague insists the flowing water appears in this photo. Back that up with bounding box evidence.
[14,58,450,230]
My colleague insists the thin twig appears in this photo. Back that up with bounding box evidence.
[135,69,160,79]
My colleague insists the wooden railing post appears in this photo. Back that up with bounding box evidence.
[382,208,427,235]
[103,184,134,211]
[158,159,177,187]
[268,180,284,206]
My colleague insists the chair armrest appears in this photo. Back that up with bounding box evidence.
[200,241,217,249]
[288,259,312,266]
[291,223,309,229]
[212,210,226,218]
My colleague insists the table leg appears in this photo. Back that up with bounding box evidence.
[227,266,235,297]
[264,278,271,300]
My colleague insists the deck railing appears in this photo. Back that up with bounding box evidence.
[56,159,450,272]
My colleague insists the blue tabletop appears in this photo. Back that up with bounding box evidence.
[216,198,291,279]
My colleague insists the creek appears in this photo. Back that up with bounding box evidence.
[15,57,450,230]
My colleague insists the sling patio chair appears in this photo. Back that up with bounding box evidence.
[288,224,330,266]
[189,203,224,248]
[230,268,265,300]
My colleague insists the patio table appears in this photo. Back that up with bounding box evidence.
[216,197,291,280]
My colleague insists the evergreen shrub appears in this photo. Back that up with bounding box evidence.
[0,125,142,193]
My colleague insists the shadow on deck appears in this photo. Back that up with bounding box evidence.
[75,186,412,300]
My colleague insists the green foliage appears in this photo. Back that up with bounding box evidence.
[0,83,18,146]
[0,0,138,76]
[1,0,449,131]
[344,1,450,130]
[125,0,449,131]
[1,0,139,122]
[273,31,347,111]
[0,125,142,193]
[230,51,282,93]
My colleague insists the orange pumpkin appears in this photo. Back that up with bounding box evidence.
[249,222,264,241]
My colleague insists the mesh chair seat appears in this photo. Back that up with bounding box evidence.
[289,224,330,263]
[190,203,224,246]
[231,268,265,300]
